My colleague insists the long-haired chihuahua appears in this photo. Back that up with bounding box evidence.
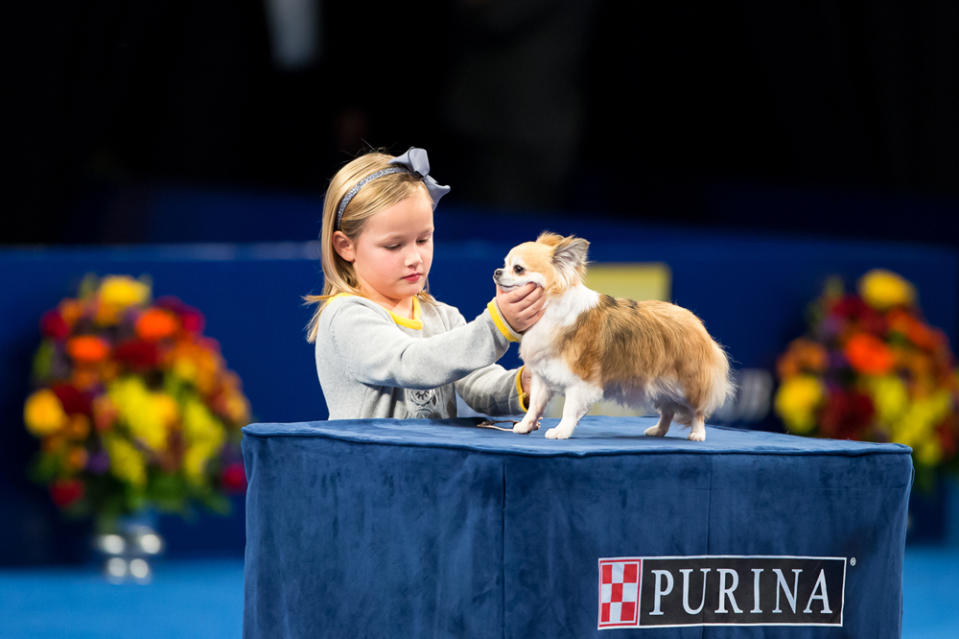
[494,233,732,441]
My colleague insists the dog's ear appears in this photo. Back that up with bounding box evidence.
[553,236,589,268]
[551,236,589,286]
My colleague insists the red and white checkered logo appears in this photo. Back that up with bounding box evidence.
[598,558,642,629]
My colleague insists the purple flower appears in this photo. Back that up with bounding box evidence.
[87,451,110,474]
[820,316,842,339]
[828,350,847,370]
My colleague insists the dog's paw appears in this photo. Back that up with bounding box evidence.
[544,427,570,440]
[688,431,706,442]
[644,425,667,437]
[512,420,536,434]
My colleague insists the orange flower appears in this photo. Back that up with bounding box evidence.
[906,320,940,351]
[95,303,123,327]
[70,365,101,392]
[135,308,179,341]
[776,339,828,378]
[67,414,91,440]
[776,351,800,379]
[844,333,894,375]
[99,360,120,383]
[66,335,110,363]
[57,299,85,332]
[42,434,69,453]
[92,395,118,432]
[66,446,89,471]
[213,390,250,425]
[170,339,222,394]
[888,309,943,351]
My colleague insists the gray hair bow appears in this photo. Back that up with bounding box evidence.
[335,147,451,229]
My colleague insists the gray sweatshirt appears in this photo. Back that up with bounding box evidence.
[314,294,527,419]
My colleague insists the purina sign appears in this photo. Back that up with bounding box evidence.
[598,555,846,629]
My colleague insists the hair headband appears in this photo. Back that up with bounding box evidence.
[335,147,451,229]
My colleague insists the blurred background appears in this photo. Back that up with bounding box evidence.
[8,0,959,246]
[3,1,959,637]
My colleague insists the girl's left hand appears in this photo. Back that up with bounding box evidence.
[497,283,545,333]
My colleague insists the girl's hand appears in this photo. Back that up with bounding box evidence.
[497,283,545,333]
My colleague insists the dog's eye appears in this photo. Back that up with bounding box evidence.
[513,265,525,275]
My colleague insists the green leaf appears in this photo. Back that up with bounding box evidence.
[146,472,189,513]
[201,492,231,515]
[28,453,63,484]
[31,340,56,384]
[77,273,99,300]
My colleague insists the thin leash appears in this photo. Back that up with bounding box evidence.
[475,419,541,432]
[475,419,517,432]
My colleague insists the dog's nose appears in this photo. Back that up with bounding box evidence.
[494,268,503,279]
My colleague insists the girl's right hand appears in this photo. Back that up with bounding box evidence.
[496,283,545,333]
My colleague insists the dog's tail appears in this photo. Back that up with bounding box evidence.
[702,340,735,417]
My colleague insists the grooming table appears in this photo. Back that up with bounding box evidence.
[242,418,912,638]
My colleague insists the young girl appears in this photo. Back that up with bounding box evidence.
[305,147,545,420]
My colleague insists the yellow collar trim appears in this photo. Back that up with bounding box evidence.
[390,296,423,330]
[331,293,423,330]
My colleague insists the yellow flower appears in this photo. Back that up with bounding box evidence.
[104,435,146,486]
[890,391,950,447]
[172,356,198,385]
[152,393,180,428]
[184,441,219,485]
[181,398,225,485]
[775,375,825,434]
[107,378,168,452]
[24,389,68,437]
[863,375,908,425]
[916,438,943,468]
[98,276,150,309]
[858,269,915,310]
[96,276,150,325]
[183,398,225,446]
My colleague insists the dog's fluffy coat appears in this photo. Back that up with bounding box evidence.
[494,233,732,441]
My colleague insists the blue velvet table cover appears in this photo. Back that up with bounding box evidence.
[242,417,912,638]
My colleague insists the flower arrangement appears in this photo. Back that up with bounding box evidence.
[774,269,959,485]
[24,275,250,531]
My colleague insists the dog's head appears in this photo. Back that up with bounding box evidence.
[493,232,590,296]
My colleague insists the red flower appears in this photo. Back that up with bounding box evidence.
[221,462,247,493]
[820,389,875,440]
[939,417,959,460]
[40,310,71,341]
[114,339,161,371]
[155,297,205,334]
[179,308,205,334]
[830,295,869,319]
[830,295,885,333]
[51,383,93,416]
[50,478,85,508]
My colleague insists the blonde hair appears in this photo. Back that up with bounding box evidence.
[304,151,434,342]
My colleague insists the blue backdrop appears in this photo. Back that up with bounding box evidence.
[0,204,956,564]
